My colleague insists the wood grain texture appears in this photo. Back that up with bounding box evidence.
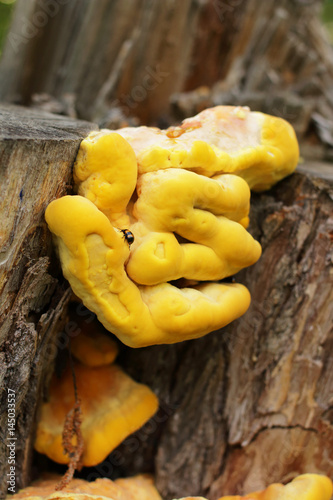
[0,0,205,124]
[0,105,97,496]
[1,0,332,156]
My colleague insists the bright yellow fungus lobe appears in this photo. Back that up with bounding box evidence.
[70,326,118,367]
[34,363,158,467]
[216,474,333,500]
[45,106,299,347]
[68,306,119,367]
[7,473,332,500]
[174,474,333,500]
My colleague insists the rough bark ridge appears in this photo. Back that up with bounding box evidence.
[0,106,97,496]
[1,0,333,158]
[120,170,333,499]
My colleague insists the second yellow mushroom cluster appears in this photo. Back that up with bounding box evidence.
[9,473,333,500]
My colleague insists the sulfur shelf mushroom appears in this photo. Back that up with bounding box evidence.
[68,309,119,367]
[45,190,258,347]
[7,473,162,500]
[115,475,162,500]
[34,362,158,467]
[8,473,332,500]
[111,105,299,191]
[173,474,333,500]
[70,328,118,367]
[216,473,333,500]
[45,106,299,347]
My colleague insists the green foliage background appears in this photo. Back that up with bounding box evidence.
[323,0,333,41]
[0,1,15,55]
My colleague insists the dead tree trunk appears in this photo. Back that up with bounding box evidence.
[1,0,333,158]
[0,106,332,499]
[0,106,97,497]
[120,169,333,499]
[1,1,333,498]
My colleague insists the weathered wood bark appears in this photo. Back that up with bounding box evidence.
[1,0,333,159]
[0,105,332,499]
[1,0,333,497]
[118,169,333,499]
[0,106,97,497]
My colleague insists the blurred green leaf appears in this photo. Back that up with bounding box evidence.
[322,0,333,42]
[0,0,16,56]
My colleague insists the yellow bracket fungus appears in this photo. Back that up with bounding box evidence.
[45,106,299,347]
[175,474,333,500]
[216,473,333,500]
[9,473,332,500]
[8,473,162,500]
[69,308,119,367]
[34,362,158,467]
[70,327,118,367]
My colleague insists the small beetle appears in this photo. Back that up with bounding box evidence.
[120,229,135,246]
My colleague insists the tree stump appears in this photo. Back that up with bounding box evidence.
[0,105,97,497]
[0,106,332,500]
